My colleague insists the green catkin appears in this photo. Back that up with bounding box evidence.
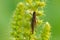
[41,22,51,40]
[11,0,51,40]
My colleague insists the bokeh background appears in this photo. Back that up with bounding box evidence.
[0,0,60,40]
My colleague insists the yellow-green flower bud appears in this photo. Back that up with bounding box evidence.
[25,0,33,5]
[36,19,43,25]
[36,1,46,8]
[36,10,44,16]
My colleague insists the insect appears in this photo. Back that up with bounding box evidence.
[31,11,36,34]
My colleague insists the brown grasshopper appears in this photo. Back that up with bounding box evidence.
[31,11,36,34]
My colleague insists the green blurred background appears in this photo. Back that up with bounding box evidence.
[0,0,60,40]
